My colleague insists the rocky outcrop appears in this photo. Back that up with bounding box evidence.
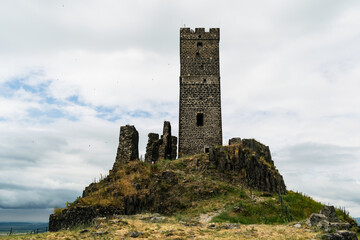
[241,138,274,165]
[211,140,286,193]
[49,206,124,232]
[115,125,139,164]
[321,205,340,222]
[307,206,358,240]
[228,137,241,145]
[51,137,287,231]
[322,231,358,240]
[145,121,177,163]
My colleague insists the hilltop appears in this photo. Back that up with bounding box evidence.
[49,138,290,230]
[45,123,358,239]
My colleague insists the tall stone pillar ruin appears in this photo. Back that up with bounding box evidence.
[115,125,139,165]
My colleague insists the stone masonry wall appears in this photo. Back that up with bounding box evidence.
[114,125,139,165]
[158,121,172,160]
[144,133,160,163]
[145,121,177,163]
[179,28,222,157]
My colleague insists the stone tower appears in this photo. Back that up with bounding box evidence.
[178,28,222,157]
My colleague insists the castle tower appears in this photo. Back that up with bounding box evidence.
[178,28,222,157]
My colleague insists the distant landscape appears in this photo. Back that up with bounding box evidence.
[0,222,48,235]
[356,218,360,225]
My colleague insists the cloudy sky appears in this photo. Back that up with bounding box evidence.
[0,0,360,222]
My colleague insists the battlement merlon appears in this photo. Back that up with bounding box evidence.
[180,28,220,40]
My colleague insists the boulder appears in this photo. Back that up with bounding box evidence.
[321,206,340,222]
[322,230,358,240]
[307,213,327,227]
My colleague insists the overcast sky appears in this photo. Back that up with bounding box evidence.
[0,0,359,222]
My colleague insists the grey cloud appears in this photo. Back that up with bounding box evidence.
[0,208,53,222]
[274,142,360,215]
[276,142,360,166]
[0,188,80,209]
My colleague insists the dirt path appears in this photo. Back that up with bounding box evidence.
[199,209,224,224]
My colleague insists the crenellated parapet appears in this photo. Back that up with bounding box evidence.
[180,28,220,40]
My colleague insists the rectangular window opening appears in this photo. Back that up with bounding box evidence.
[197,113,204,126]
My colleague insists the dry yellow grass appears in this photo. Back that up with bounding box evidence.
[2,214,321,240]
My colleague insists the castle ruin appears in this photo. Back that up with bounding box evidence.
[178,28,223,157]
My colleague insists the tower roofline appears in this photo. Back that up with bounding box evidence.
[180,28,219,40]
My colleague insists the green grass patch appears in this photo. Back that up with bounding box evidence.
[212,191,325,224]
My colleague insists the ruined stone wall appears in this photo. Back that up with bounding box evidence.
[158,121,172,160]
[179,28,222,157]
[145,121,177,163]
[114,125,139,165]
[144,133,160,163]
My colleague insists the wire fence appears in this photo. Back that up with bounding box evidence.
[4,226,48,236]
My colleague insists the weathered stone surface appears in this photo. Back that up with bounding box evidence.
[337,230,358,240]
[91,230,108,236]
[307,206,357,239]
[127,231,144,238]
[307,213,327,227]
[321,205,340,222]
[293,223,302,228]
[210,143,286,193]
[79,229,89,234]
[145,133,160,163]
[179,28,222,157]
[229,138,242,145]
[49,206,124,232]
[145,121,177,163]
[171,136,177,160]
[322,230,358,240]
[159,121,172,160]
[115,125,139,165]
[242,139,274,165]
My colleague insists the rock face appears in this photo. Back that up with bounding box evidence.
[307,206,357,240]
[321,205,340,222]
[228,138,242,145]
[115,125,139,164]
[145,121,177,163]
[321,230,357,240]
[241,138,274,165]
[49,206,123,232]
[211,139,286,193]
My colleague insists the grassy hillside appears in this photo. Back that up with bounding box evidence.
[59,152,325,225]
[46,143,358,238]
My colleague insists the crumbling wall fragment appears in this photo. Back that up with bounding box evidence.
[145,133,160,163]
[145,121,177,163]
[115,125,139,165]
